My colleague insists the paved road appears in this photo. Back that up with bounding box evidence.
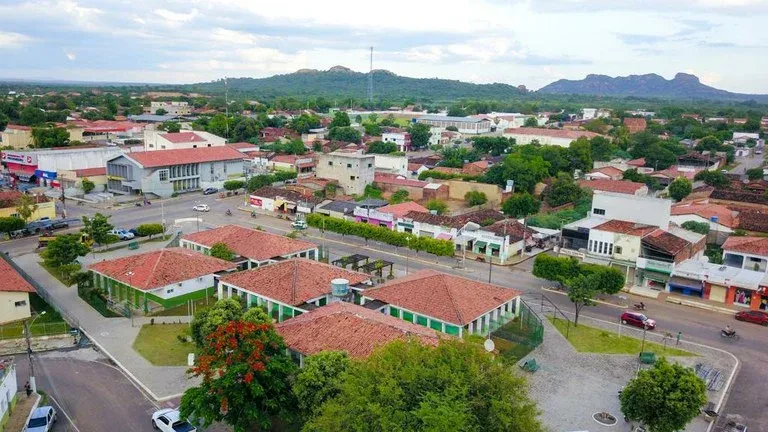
[4,191,767,428]
[11,349,159,432]
[729,152,763,175]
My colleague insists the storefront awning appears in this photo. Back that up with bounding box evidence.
[668,276,703,292]
[436,233,452,240]
[475,241,488,248]
[489,243,501,250]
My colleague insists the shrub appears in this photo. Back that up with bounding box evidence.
[223,180,245,191]
[425,199,448,215]
[465,191,488,207]
[306,214,455,256]
[136,223,164,238]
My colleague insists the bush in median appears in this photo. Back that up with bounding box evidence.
[306,214,455,257]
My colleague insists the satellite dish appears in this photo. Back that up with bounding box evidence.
[484,338,495,353]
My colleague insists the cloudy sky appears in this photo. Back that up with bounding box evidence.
[1,0,767,92]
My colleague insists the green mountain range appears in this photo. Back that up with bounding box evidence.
[181,66,527,101]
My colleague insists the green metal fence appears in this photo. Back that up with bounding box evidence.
[0,322,71,340]
[490,298,544,363]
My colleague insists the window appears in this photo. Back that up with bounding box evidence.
[177,282,183,287]
[210,164,214,175]
[614,246,622,254]
[197,277,203,282]
[192,145,197,148]
[166,288,174,294]
[328,161,333,166]
[389,307,399,317]
[588,240,593,252]
[347,163,352,168]
[14,300,27,307]
[159,170,168,181]
[350,176,356,181]
[368,163,372,168]
[608,244,613,255]
[593,208,606,215]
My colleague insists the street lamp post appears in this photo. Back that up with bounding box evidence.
[405,237,410,275]
[25,310,46,393]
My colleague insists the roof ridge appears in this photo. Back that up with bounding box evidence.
[439,273,465,326]
[144,249,167,289]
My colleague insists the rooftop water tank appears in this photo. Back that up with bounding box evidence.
[331,278,350,297]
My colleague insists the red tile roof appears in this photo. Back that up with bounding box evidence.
[433,167,462,175]
[587,166,624,178]
[578,179,646,195]
[219,259,371,306]
[88,248,236,291]
[722,236,768,256]
[270,154,300,164]
[593,220,656,236]
[671,202,738,228]
[5,124,32,131]
[374,173,428,188]
[651,167,698,180]
[0,259,35,293]
[227,142,258,150]
[408,163,426,171]
[276,302,441,358]
[377,201,429,218]
[364,269,521,326]
[161,132,205,143]
[642,229,691,255]
[623,117,647,133]
[627,157,646,167]
[126,146,245,168]
[182,225,316,262]
[74,167,106,177]
[504,127,603,140]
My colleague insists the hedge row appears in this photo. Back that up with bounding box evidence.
[306,213,455,257]
[418,170,483,182]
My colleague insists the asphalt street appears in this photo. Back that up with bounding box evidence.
[3,183,767,429]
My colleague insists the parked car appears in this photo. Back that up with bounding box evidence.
[291,220,307,230]
[735,310,768,326]
[620,311,656,330]
[193,204,210,212]
[27,406,57,432]
[109,229,135,241]
[203,187,218,195]
[152,408,197,432]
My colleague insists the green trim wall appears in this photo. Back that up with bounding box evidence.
[386,305,462,336]
[91,271,215,310]
[0,392,18,432]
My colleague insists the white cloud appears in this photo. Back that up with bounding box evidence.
[153,8,199,23]
[65,51,76,61]
[0,31,32,48]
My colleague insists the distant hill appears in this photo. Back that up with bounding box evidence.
[181,66,526,101]
[538,72,768,102]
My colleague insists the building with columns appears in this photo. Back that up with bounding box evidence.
[360,269,521,337]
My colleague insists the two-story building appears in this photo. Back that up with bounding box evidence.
[373,154,408,176]
[249,186,323,215]
[316,152,375,195]
[180,224,318,269]
[143,130,226,151]
[217,259,372,322]
[88,248,237,312]
[381,130,412,152]
[106,146,245,197]
[147,101,191,116]
[354,201,428,230]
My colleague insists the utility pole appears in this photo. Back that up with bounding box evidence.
[224,77,230,140]
[160,201,165,236]
[25,311,46,393]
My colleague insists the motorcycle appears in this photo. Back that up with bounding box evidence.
[720,330,740,341]
[225,209,233,216]
[633,303,646,311]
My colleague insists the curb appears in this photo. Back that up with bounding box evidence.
[664,297,736,316]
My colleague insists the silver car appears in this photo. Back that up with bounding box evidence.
[27,406,56,432]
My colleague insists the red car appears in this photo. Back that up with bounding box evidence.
[735,310,768,326]
[620,311,656,330]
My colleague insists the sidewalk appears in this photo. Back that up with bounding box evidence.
[14,253,192,401]
[4,392,39,432]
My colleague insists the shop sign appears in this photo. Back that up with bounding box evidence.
[1,151,37,166]
[249,196,263,207]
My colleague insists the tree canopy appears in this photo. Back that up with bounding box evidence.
[41,234,89,267]
[305,339,544,432]
[668,177,693,201]
[620,357,707,432]
[210,242,235,261]
[502,193,541,218]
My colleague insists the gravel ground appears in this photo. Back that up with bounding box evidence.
[523,309,737,432]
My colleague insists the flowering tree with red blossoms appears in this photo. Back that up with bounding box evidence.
[180,319,297,431]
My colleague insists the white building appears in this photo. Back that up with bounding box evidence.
[503,128,604,148]
[144,130,226,151]
[374,154,408,176]
[316,151,375,195]
[382,131,411,152]
[1,146,126,187]
[581,108,611,120]
[148,101,191,116]
[0,359,18,424]
[590,191,671,228]
[416,115,491,135]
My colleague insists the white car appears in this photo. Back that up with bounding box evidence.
[192,204,210,212]
[152,408,197,432]
[27,406,56,432]
[109,229,135,240]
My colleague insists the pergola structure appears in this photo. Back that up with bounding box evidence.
[332,254,369,270]
[359,259,394,279]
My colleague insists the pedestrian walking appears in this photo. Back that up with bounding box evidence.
[676,331,682,346]
[24,381,31,397]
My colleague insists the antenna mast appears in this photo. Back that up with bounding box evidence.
[368,46,373,103]
[224,77,229,140]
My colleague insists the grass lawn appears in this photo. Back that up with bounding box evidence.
[132,323,194,366]
[150,298,213,317]
[0,294,70,339]
[548,316,695,357]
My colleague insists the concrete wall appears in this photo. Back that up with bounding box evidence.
[374,155,408,176]
[316,153,375,195]
[0,292,31,325]
[0,128,33,149]
[444,180,505,205]
[0,362,17,423]
[613,235,642,262]
[591,191,671,228]
[151,275,216,300]
[37,147,124,172]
